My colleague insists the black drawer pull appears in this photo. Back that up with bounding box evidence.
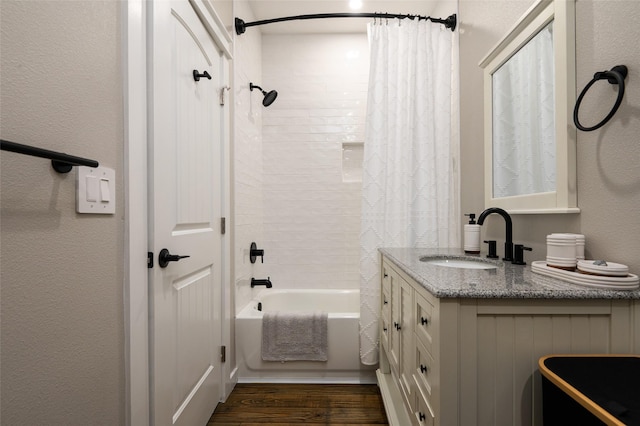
[394,322,401,331]
[419,412,426,421]
[420,364,427,374]
[421,316,428,325]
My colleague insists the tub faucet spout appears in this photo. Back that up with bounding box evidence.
[477,207,513,261]
[251,277,272,288]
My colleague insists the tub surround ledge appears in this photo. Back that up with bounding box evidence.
[379,247,640,299]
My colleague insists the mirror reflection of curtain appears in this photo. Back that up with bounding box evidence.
[492,22,555,198]
[359,19,460,365]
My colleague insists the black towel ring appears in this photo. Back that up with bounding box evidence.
[573,65,628,132]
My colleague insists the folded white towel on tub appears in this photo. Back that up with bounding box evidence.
[261,311,328,362]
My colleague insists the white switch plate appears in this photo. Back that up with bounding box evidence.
[77,166,116,214]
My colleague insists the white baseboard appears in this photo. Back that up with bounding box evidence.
[376,369,411,426]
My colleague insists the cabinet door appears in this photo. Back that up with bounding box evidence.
[381,262,391,351]
[399,278,415,408]
[389,270,401,374]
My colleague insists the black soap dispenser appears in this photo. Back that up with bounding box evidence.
[464,213,480,254]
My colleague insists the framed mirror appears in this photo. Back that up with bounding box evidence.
[479,0,578,214]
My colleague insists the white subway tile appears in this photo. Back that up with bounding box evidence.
[235,32,369,292]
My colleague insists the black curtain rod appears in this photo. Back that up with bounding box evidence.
[235,13,457,35]
[1,139,99,173]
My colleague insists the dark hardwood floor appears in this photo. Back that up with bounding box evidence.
[207,383,389,425]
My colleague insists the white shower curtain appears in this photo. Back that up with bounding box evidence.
[359,19,460,365]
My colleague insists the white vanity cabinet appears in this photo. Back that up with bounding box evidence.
[380,258,455,426]
[378,254,640,426]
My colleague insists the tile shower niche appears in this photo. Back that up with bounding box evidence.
[342,142,363,182]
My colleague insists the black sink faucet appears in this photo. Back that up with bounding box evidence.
[477,207,513,261]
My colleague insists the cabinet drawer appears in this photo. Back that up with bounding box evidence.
[380,316,390,351]
[413,384,435,426]
[382,262,392,294]
[414,292,434,352]
[380,282,391,351]
[381,286,390,322]
[414,338,435,403]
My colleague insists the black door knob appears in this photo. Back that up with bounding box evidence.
[158,248,190,268]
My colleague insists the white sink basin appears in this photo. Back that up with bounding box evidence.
[420,257,498,270]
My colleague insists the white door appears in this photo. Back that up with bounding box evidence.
[149,1,223,424]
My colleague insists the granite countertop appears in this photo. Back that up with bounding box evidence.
[380,248,640,299]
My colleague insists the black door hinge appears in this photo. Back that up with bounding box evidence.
[147,252,154,268]
[221,217,226,235]
[221,345,226,363]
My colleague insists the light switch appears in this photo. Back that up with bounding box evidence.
[86,176,99,202]
[100,178,111,202]
[77,166,116,214]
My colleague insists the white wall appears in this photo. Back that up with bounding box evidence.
[0,1,125,423]
[261,34,370,290]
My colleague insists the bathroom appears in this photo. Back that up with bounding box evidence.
[1,0,639,424]
[233,0,640,383]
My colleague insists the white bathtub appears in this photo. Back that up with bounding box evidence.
[235,289,376,383]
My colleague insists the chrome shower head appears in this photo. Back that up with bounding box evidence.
[250,82,278,107]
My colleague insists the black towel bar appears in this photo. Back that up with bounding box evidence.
[0,139,99,173]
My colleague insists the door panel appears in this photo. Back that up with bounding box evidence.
[175,267,214,404]
[149,1,223,425]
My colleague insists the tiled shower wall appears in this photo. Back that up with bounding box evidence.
[260,34,370,290]
[234,0,265,312]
